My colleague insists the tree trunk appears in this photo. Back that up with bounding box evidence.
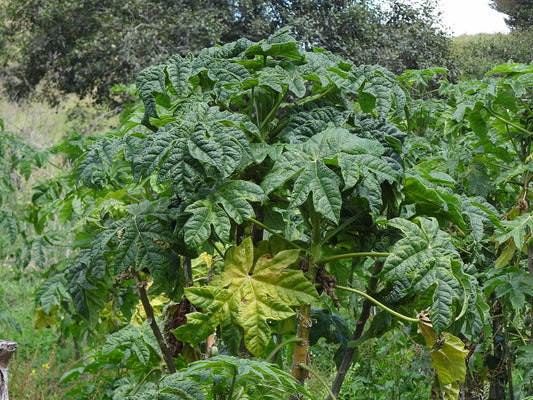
[489,300,507,400]
[0,340,18,400]
[328,263,383,399]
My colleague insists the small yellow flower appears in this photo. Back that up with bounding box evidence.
[41,363,50,370]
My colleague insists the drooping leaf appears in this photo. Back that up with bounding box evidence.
[382,217,466,333]
[403,175,467,231]
[418,316,468,400]
[35,273,69,315]
[494,212,533,250]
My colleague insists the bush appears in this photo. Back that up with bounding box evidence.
[452,30,533,79]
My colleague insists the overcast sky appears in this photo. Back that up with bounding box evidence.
[437,0,510,36]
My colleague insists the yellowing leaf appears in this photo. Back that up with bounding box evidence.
[130,288,167,326]
[418,313,468,400]
[495,239,517,269]
[34,306,59,330]
[199,252,213,269]
[178,237,319,356]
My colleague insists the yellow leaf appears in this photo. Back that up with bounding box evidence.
[418,313,468,400]
[200,252,213,269]
[34,307,58,330]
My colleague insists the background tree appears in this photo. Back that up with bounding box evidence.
[0,0,452,103]
[490,0,533,30]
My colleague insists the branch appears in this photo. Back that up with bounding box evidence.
[316,252,390,265]
[485,106,532,136]
[133,271,176,374]
[328,264,382,399]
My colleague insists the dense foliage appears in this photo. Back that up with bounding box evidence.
[4,28,533,400]
[490,0,533,30]
[452,31,533,79]
[0,0,451,102]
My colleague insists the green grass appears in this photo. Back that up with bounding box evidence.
[0,91,119,148]
[0,91,119,399]
[0,264,75,399]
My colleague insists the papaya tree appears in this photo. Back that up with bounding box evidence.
[35,29,485,399]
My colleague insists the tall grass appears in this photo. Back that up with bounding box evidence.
[0,91,119,148]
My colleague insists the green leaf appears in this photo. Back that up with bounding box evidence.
[159,355,311,399]
[173,312,216,346]
[279,106,349,143]
[137,65,167,126]
[245,27,302,60]
[166,54,194,98]
[257,65,306,97]
[77,137,116,190]
[0,210,18,244]
[403,175,467,231]
[352,65,407,118]
[461,197,496,243]
[289,160,342,223]
[484,270,533,310]
[184,199,231,248]
[263,125,394,221]
[382,218,465,333]
[216,180,265,223]
[494,213,533,250]
[35,273,69,315]
[112,202,175,275]
[338,153,400,189]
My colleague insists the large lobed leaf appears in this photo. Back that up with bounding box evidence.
[381,217,472,333]
[175,238,319,356]
[262,125,401,222]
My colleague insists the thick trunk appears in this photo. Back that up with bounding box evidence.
[0,340,18,400]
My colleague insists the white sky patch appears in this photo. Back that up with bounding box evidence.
[437,0,510,36]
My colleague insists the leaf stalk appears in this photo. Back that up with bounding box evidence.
[316,252,390,265]
[336,285,419,323]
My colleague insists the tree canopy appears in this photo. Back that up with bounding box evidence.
[490,0,533,30]
[0,0,451,103]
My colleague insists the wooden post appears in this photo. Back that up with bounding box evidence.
[0,340,18,400]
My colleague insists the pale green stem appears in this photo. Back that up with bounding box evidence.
[234,387,246,400]
[227,366,237,399]
[297,363,337,400]
[260,87,288,134]
[132,367,161,395]
[316,252,390,265]
[486,106,533,136]
[266,337,303,363]
[336,285,419,323]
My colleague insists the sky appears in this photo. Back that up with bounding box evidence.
[437,0,510,36]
